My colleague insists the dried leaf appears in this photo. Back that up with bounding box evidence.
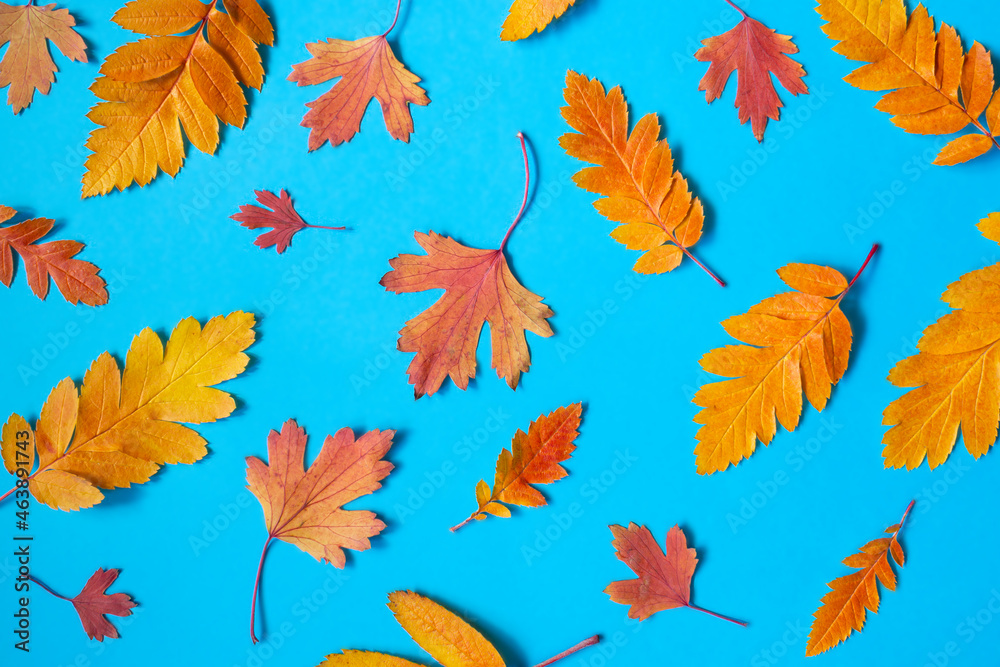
[806,501,914,656]
[288,24,429,150]
[1,413,32,475]
[66,568,137,641]
[501,0,578,42]
[246,419,395,643]
[560,71,723,285]
[605,523,746,626]
[695,2,808,141]
[0,205,108,305]
[451,403,582,532]
[0,1,87,113]
[82,0,274,197]
[231,189,345,253]
[693,249,878,474]
[817,0,1000,165]
[0,312,255,510]
[883,214,1000,469]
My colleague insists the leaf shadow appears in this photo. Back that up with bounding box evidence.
[366,428,408,543]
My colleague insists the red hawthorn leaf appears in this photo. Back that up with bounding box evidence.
[231,189,345,253]
[695,2,808,141]
[0,205,108,305]
[68,568,137,641]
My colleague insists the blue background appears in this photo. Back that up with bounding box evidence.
[1,0,999,665]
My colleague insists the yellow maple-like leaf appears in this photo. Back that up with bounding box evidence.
[883,214,1000,469]
[81,0,274,198]
[693,250,877,474]
[817,0,1000,165]
[500,0,578,42]
[0,312,255,510]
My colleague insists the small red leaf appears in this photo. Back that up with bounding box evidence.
[231,189,344,253]
[69,568,137,641]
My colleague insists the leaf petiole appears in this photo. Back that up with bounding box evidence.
[687,603,748,627]
[532,635,600,667]
[249,536,273,644]
[499,132,532,252]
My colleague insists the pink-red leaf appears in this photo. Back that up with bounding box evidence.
[230,189,344,253]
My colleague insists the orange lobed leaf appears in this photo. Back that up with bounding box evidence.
[806,501,914,656]
[883,214,1000,469]
[81,0,274,197]
[605,523,746,626]
[231,189,345,254]
[0,1,87,113]
[500,0,578,42]
[560,71,723,285]
[692,250,877,474]
[0,205,108,305]
[817,0,1000,166]
[695,2,808,141]
[288,15,429,151]
[0,311,255,510]
[66,568,137,642]
[451,403,582,532]
[246,419,395,643]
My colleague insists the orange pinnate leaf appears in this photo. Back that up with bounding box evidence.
[560,71,723,285]
[246,419,395,643]
[606,523,746,626]
[806,501,914,656]
[817,0,1000,166]
[288,13,429,151]
[0,312,255,511]
[451,403,582,532]
[0,206,108,306]
[695,2,808,141]
[883,214,1000,469]
[501,0,578,42]
[82,0,274,197]
[231,189,345,254]
[693,249,878,474]
[0,1,87,113]
[318,590,599,667]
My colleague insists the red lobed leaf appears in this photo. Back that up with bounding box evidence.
[69,568,137,641]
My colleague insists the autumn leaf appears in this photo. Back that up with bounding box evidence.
[246,419,396,644]
[287,0,429,150]
[0,1,86,113]
[231,189,346,253]
[695,0,808,141]
[806,501,914,656]
[560,71,724,285]
[817,0,1000,166]
[693,247,878,474]
[31,568,137,642]
[0,312,255,511]
[605,523,746,626]
[0,205,108,305]
[501,0,578,42]
[882,215,1000,469]
[318,590,599,667]
[451,403,582,532]
[82,0,274,197]
[380,133,554,398]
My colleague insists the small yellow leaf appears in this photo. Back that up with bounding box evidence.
[388,591,506,667]
[1,414,33,476]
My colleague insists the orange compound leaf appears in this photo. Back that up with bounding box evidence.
[605,523,747,627]
[806,501,915,656]
[318,590,600,667]
[31,568,137,642]
[501,0,579,42]
[287,0,429,151]
[380,133,554,399]
[0,312,256,511]
[451,403,582,532]
[0,1,87,114]
[0,205,108,306]
[817,0,1000,166]
[560,70,724,286]
[883,214,1000,469]
[82,0,274,198]
[695,0,808,141]
[246,419,396,644]
[693,246,879,474]
[231,189,346,254]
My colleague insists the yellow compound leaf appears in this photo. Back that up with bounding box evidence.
[500,0,577,42]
